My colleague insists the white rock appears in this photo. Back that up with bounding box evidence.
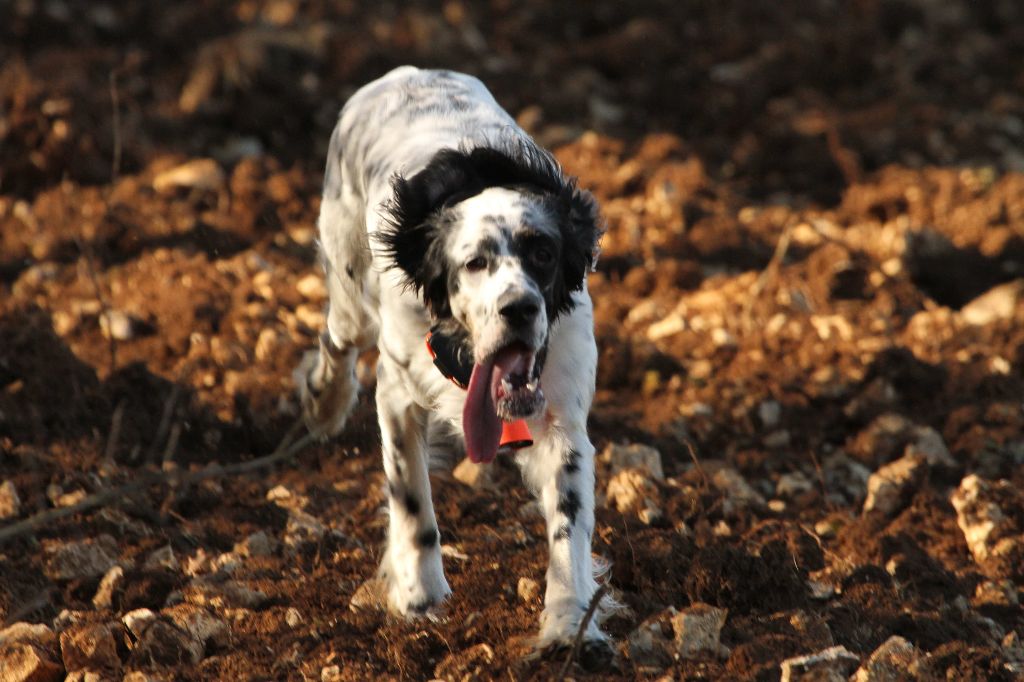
[606,468,662,524]
[949,474,1022,565]
[162,603,229,649]
[284,509,326,550]
[602,443,664,481]
[122,609,157,640]
[711,467,765,515]
[285,607,303,628]
[0,643,63,682]
[321,664,342,682]
[517,577,540,603]
[296,274,327,300]
[254,328,284,363]
[671,603,729,659]
[776,472,814,498]
[960,279,1023,326]
[0,622,58,649]
[92,565,125,610]
[780,645,859,681]
[153,158,225,193]
[757,400,782,428]
[44,536,118,581]
[99,310,137,341]
[852,636,919,681]
[453,458,491,488]
[863,453,926,516]
[59,622,120,673]
[906,426,955,468]
[0,480,21,519]
[647,313,686,340]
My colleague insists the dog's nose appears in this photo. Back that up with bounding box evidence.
[499,296,541,327]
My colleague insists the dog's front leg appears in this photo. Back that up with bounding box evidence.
[520,428,612,661]
[376,360,451,615]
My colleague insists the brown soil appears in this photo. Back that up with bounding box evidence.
[2,1,1024,680]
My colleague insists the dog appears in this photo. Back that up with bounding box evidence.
[295,66,613,663]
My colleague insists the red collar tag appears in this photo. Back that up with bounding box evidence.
[425,333,533,451]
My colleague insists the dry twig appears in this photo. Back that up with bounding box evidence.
[557,582,611,680]
[0,419,312,547]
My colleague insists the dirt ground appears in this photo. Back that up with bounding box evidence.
[2,1,1024,680]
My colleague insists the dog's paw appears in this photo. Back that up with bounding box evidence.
[293,348,356,439]
[530,637,617,674]
[380,553,452,619]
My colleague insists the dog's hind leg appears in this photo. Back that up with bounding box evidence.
[376,358,451,615]
[295,128,377,439]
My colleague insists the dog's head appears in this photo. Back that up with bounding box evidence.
[378,141,602,462]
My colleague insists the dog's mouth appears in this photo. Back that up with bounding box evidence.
[463,342,545,464]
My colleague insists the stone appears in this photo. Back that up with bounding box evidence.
[284,509,326,551]
[235,531,277,558]
[284,608,302,628]
[776,472,814,498]
[0,480,21,519]
[433,643,495,681]
[122,609,157,641]
[606,468,662,524]
[601,442,664,481]
[63,671,104,682]
[974,579,1019,607]
[144,546,177,571]
[320,664,341,682]
[822,453,871,504]
[254,328,284,363]
[950,474,1006,562]
[162,604,229,650]
[348,578,387,613]
[129,619,202,666]
[0,623,57,649]
[517,577,540,603]
[906,426,955,469]
[852,636,919,682]
[863,453,926,516]
[184,579,269,610]
[711,467,765,515]
[960,279,1023,326]
[453,458,491,488]
[0,643,64,682]
[59,623,120,673]
[44,536,118,581]
[670,603,729,660]
[627,608,676,667]
[780,645,859,682]
[92,566,125,610]
[98,310,137,341]
[295,274,327,300]
[757,400,782,428]
[647,313,686,340]
[153,159,225,193]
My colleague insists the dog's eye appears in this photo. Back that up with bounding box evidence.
[466,256,487,272]
[532,247,553,265]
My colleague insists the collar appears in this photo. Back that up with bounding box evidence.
[425,328,533,451]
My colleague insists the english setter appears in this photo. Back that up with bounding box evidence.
[295,67,612,664]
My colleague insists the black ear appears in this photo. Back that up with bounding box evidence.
[552,182,603,317]
[378,150,485,316]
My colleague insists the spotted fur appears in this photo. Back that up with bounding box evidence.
[293,67,613,657]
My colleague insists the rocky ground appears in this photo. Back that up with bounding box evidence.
[2,0,1024,680]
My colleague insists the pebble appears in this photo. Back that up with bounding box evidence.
[99,310,137,341]
[296,273,327,300]
[284,509,327,551]
[162,603,229,650]
[321,664,342,682]
[776,471,814,498]
[285,607,303,628]
[348,578,387,613]
[780,645,859,682]
[711,466,766,515]
[0,480,21,519]
[851,636,919,682]
[905,425,956,469]
[517,577,540,603]
[122,609,157,641]
[144,545,178,571]
[672,603,730,659]
[646,313,686,340]
[59,622,120,673]
[627,608,676,667]
[92,565,125,610]
[863,453,926,516]
[153,158,225,193]
[960,279,1023,326]
[44,536,119,581]
[130,618,203,665]
[453,458,491,488]
[757,400,782,428]
[184,578,269,610]
[601,442,664,481]
[235,531,277,558]
[950,474,1016,564]
[822,453,871,504]
[0,642,63,682]
[254,328,284,363]
[0,623,58,650]
[606,467,662,524]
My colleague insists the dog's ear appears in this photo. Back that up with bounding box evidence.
[552,182,603,317]
[379,150,484,316]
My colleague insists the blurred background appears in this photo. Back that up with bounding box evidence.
[2,2,1024,680]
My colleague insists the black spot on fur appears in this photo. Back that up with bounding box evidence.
[402,492,421,516]
[557,489,581,526]
[416,527,439,548]
[554,524,572,541]
[563,449,581,474]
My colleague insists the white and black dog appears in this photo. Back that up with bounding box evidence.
[295,66,613,662]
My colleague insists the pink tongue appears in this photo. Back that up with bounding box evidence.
[462,347,529,464]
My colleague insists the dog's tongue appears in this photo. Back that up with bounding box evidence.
[463,347,530,463]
